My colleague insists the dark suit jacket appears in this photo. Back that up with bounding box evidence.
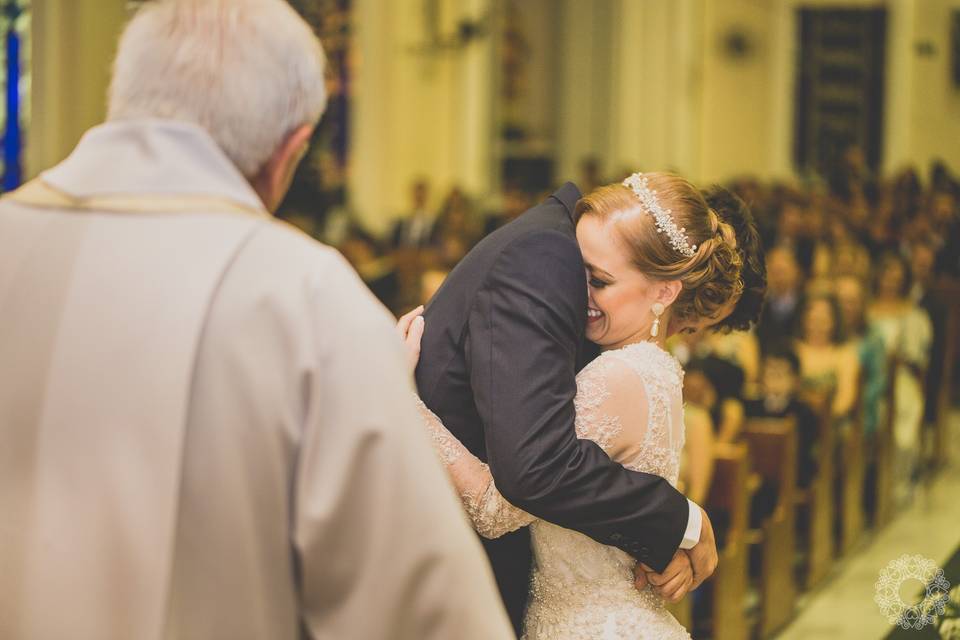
[415,183,689,634]
[389,212,439,250]
[756,291,804,349]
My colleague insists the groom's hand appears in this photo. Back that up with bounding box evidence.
[686,506,718,589]
[636,551,694,603]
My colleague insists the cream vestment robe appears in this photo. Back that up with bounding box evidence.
[0,120,512,640]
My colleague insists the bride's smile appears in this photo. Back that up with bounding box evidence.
[577,214,678,351]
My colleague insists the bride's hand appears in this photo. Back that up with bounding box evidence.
[396,305,426,372]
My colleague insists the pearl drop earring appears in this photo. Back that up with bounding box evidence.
[650,302,665,338]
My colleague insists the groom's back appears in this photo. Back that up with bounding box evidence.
[415,182,582,460]
[414,182,585,632]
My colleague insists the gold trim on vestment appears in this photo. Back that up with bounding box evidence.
[4,179,269,218]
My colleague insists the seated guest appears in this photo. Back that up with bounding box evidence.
[482,184,530,236]
[744,346,820,490]
[390,177,439,250]
[868,253,933,503]
[679,404,716,505]
[756,246,805,347]
[795,294,860,420]
[339,226,400,310]
[684,356,746,445]
[834,275,887,439]
[772,194,816,274]
[433,186,479,268]
[908,240,947,425]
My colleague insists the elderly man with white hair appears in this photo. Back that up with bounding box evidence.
[0,1,512,639]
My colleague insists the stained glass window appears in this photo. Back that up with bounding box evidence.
[1,0,30,191]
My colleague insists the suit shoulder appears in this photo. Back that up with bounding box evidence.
[494,226,583,271]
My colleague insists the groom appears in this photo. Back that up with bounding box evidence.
[416,181,746,633]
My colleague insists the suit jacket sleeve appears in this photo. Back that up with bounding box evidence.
[294,253,513,640]
[467,230,689,572]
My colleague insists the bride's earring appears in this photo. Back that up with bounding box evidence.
[650,302,665,338]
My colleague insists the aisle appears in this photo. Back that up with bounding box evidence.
[776,412,960,640]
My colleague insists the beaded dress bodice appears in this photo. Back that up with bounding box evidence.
[417,341,690,639]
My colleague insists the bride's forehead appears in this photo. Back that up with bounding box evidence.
[578,217,633,266]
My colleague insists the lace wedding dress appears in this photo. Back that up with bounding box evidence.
[418,341,691,639]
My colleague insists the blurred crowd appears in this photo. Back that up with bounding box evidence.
[672,152,959,526]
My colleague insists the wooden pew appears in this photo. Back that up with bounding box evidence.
[743,417,798,638]
[931,278,960,469]
[703,442,751,640]
[795,399,834,589]
[873,358,898,528]
[837,378,866,555]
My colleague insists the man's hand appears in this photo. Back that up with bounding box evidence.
[633,551,694,603]
[685,506,718,589]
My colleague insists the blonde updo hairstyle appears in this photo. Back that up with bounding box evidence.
[575,172,744,326]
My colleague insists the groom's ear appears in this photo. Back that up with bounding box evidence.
[656,280,683,309]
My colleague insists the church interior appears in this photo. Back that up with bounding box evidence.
[9,0,960,638]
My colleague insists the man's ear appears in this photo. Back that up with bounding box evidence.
[252,124,314,212]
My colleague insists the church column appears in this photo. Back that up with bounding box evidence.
[555,0,615,182]
[607,0,704,179]
[349,0,495,234]
[27,0,127,177]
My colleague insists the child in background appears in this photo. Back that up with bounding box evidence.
[744,345,820,490]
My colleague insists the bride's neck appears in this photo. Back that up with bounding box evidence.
[601,333,667,352]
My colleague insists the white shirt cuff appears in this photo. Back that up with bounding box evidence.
[678,499,702,550]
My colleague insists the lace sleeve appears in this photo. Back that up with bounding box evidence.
[574,346,685,485]
[574,355,650,467]
[414,397,536,538]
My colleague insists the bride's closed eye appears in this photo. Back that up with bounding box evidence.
[589,277,611,289]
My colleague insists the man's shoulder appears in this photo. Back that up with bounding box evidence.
[230,219,370,302]
[244,218,346,267]
[215,218,394,337]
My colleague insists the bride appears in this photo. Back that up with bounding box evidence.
[400,172,744,638]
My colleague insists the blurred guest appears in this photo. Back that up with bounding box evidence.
[579,156,604,194]
[756,246,804,348]
[830,238,872,283]
[835,275,887,438]
[795,295,860,420]
[390,178,439,250]
[931,189,960,276]
[745,346,820,489]
[434,186,479,268]
[679,405,716,505]
[868,254,933,503]
[673,329,761,399]
[908,240,948,425]
[684,357,746,445]
[772,194,815,273]
[0,0,512,638]
[482,183,531,236]
[339,226,400,310]
[891,168,923,222]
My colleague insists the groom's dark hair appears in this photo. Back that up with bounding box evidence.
[703,185,766,332]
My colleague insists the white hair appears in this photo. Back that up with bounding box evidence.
[108,0,327,177]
